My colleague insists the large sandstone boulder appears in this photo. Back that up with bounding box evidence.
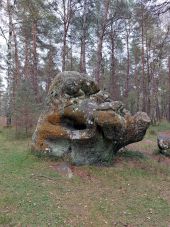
[157,131,170,156]
[32,71,150,165]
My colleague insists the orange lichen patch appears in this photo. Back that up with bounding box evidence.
[64,106,86,125]
[47,113,62,125]
[39,122,70,138]
[125,114,135,129]
[94,111,122,126]
[124,116,135,140]
[34,115,71,151]
[31,142,48,152]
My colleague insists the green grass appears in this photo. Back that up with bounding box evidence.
[117,150,147,160]
[0,125,170,226]
[146,120,170,140]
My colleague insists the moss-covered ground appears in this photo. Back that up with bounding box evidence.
[0,122,170,226]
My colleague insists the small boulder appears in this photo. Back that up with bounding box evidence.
[157,131,170,156]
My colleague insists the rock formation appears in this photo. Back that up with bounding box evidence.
[32,71,150,164]
[157,132,170,156]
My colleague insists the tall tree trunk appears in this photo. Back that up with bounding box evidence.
[95,0,109,86]
[12,22,20,131]
[70,38,73,70]
[145,33,151,116]
[95,35,103,85]
[62,0,72,72]
[62,0,67,72]
[80,0,88,73]
[150,63,160,123]
[134,47,140,111]
[62,29,67,71]
[46,41,54,92]
[24,35,30,79]
[12,23,20,87]
[6,0,13,127]
[168,56,170,121]
[109,22,118,100]
[125,23,130,97]
[141,7,146,112]
[32,20,38,99]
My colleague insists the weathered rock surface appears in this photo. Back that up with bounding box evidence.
[157,131,170,156]
[32,71,150,164]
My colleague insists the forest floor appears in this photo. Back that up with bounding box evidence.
[0,122,170,227]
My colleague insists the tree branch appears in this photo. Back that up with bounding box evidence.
[0,26,8,44]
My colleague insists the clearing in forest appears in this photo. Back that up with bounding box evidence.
[0,122,170,226]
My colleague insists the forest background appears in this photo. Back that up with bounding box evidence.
[0,0,169,135]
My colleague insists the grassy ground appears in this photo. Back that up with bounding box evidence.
[0,123,170,226]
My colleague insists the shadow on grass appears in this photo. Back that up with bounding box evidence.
[30,149,66,162]
[30,149,148,167]
[117,150,148,160]
[153,148,170,157]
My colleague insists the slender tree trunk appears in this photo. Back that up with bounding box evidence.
[12,22,20,131]
[12,23,20,87]
[80,37,86,73]
[125,24,130,97]
[95,35,104,85]
[24,35,30,79]
[80,0,88,73]
[62,0,67,72]
[95,0,109,85]
[109,23,118,100]
[146,34,149,114]
[62,0,72,72]
[32,20,38,98]
[6,0,13,127]
[141,8,146,112]
[150,63,159,123]
[62,29,67,71]
[134,47,140,111]
[145,33,151,116]
[46,42,54,92]
[156,93,161,121]
[168,56,170,121]
[70,38,73,70]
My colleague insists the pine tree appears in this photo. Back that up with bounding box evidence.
[14,79,40,136]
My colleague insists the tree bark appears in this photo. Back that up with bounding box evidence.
[12,23,20,87]
[95,36,103,85]
[141,6,147,112]
[62,28,67,71]
[46,42,55,92]
[95,0,110,86]
[134,46,140,111]
[6,0,13,127]
[109,21,118,100]
[145,32,151,115]
[168,56,170,121]
[24,34,30,79]
[62,0,73,72]
[125,22,130,97]
[80,0,88,73]
[32,20,39,99]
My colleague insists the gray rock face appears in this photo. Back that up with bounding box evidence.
[157,132,170,156]
[32,71,151,165]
